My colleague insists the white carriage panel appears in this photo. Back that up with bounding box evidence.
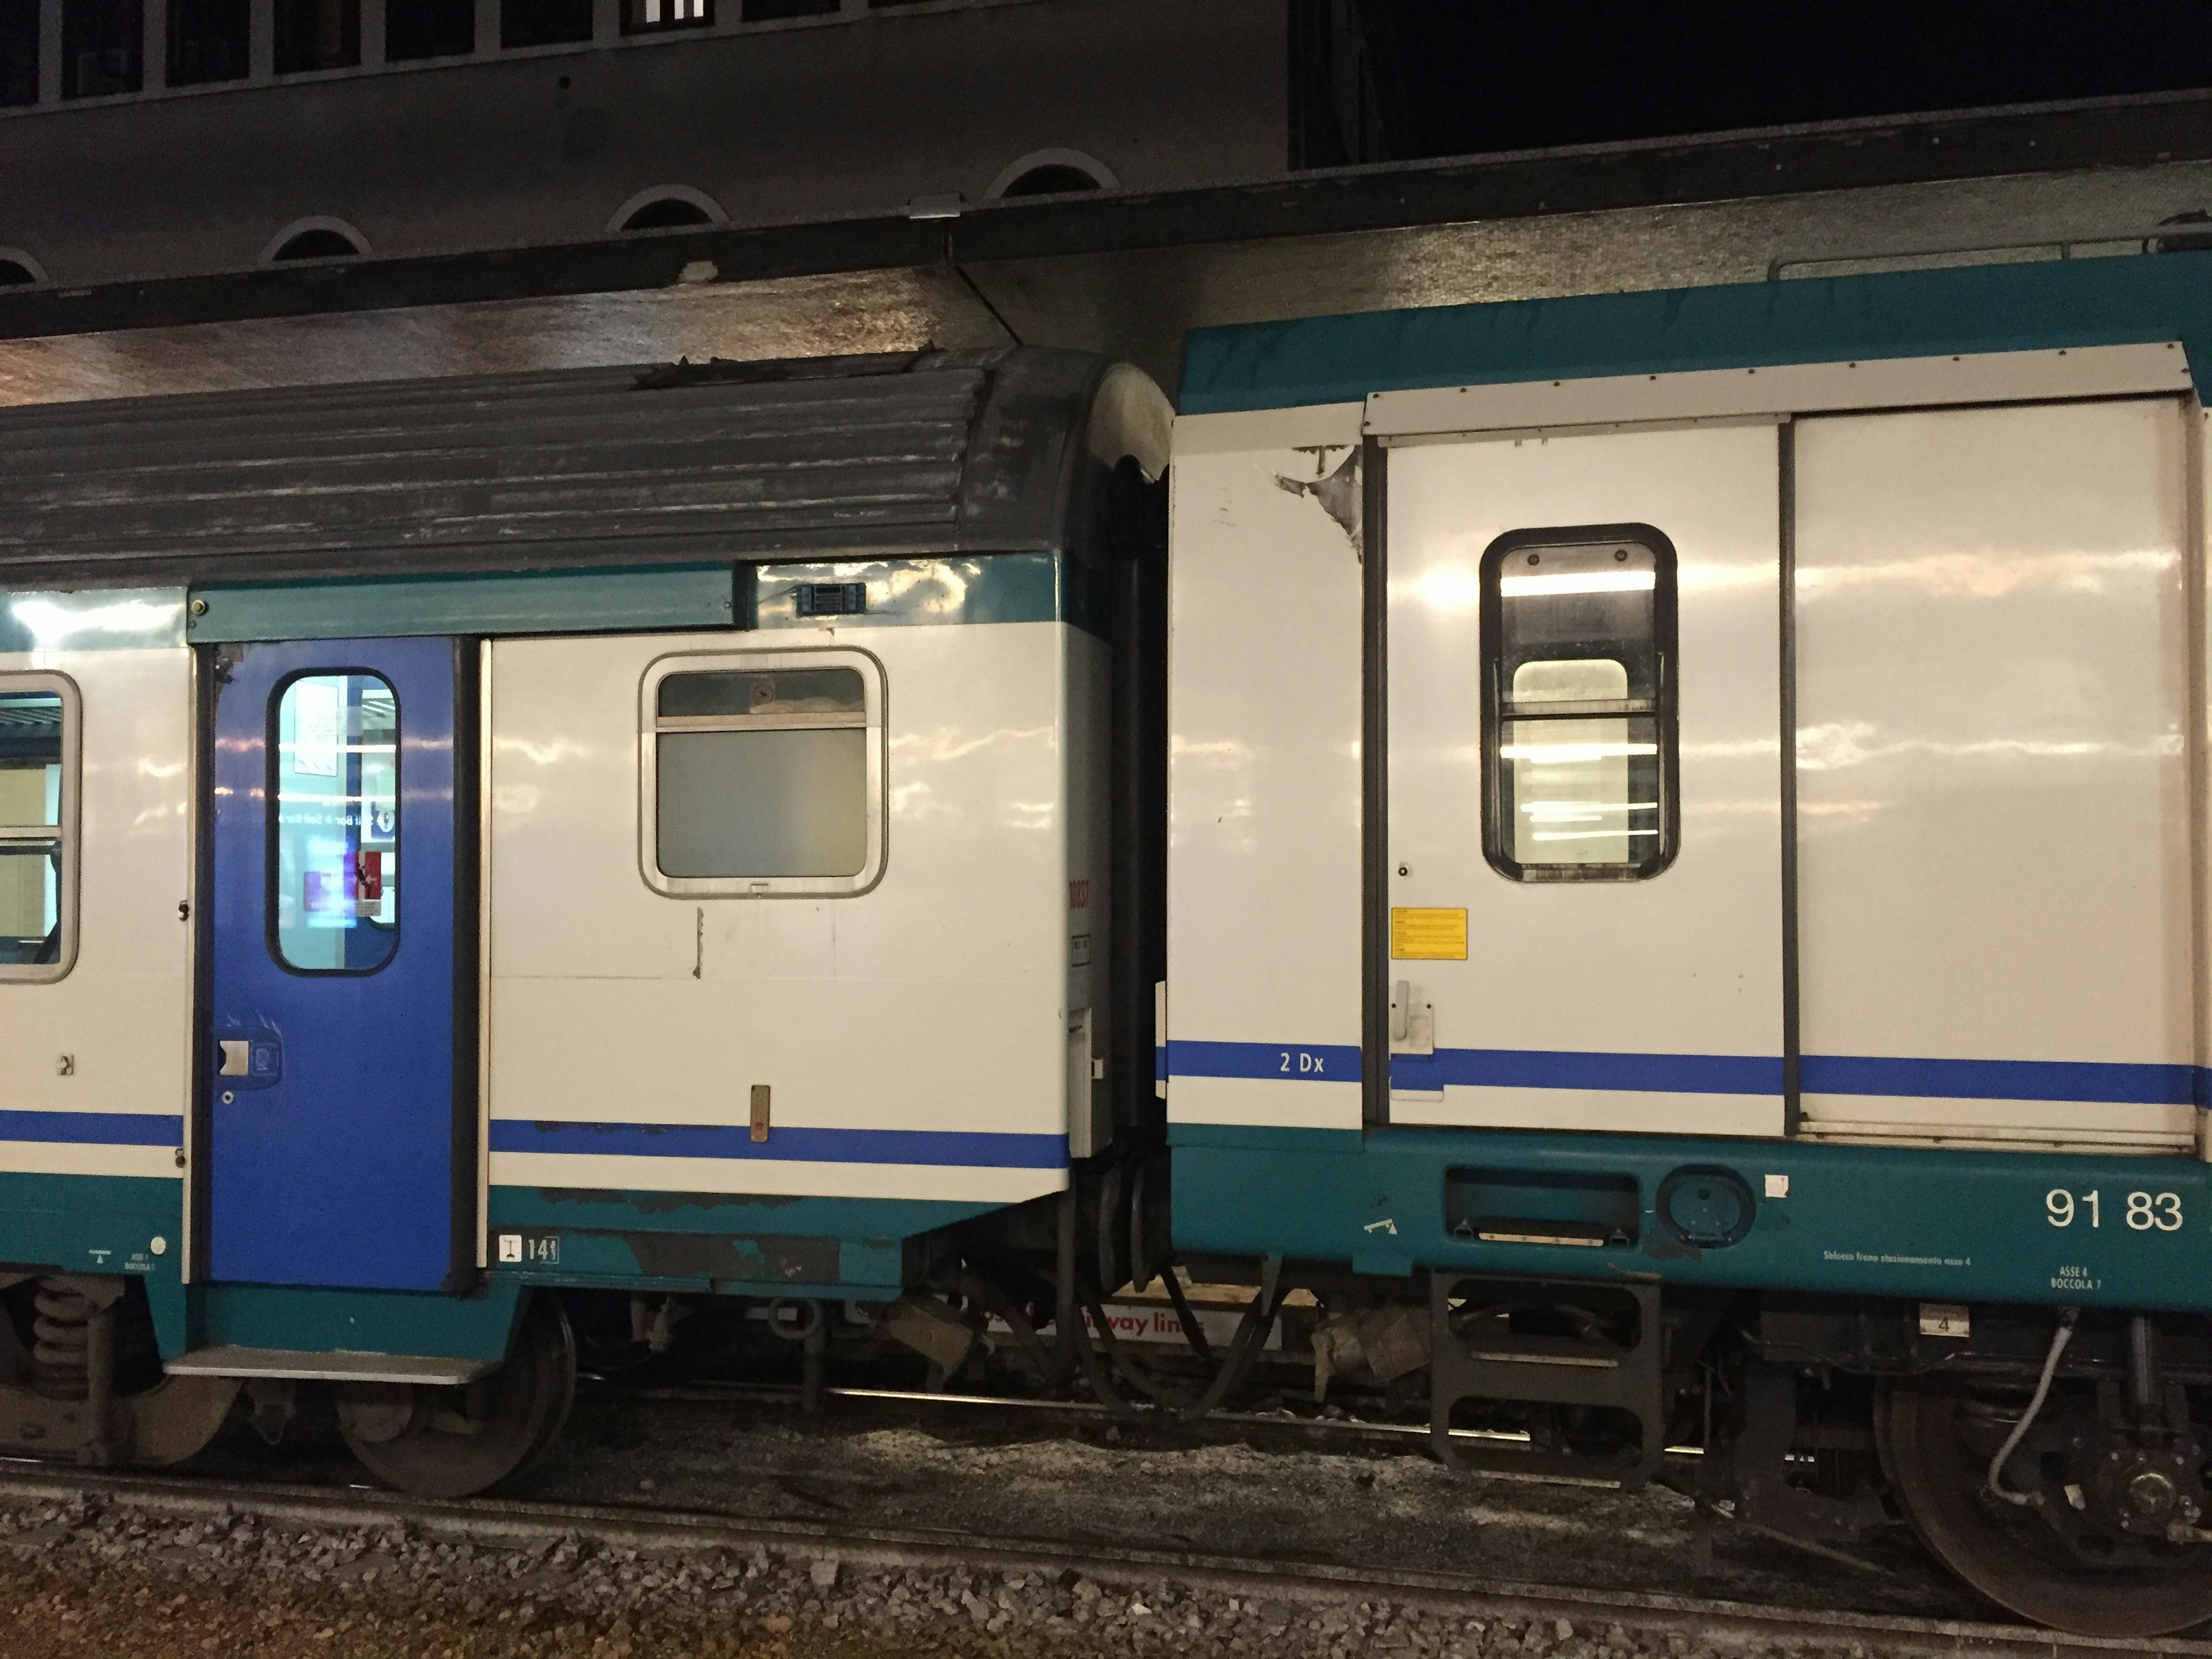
[488,623,1074,1188]
[1385,422,1783,1136]
[1795,398,2195,1150]
[491,975,1065,1139]
[1387,1086,1775,1137]
[0,645,192,1175]
[1166,405,1365,1131]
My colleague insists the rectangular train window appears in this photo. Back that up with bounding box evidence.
[272,672,399,974]
[1482,527,1677,881]
[642,650,884,897]
[0,676,76,980]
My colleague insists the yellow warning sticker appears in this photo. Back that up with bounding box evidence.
[1390,907,1468,961]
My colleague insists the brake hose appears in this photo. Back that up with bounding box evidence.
[1988,1306,2080,1507]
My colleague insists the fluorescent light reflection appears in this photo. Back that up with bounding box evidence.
[1500,570,1657,599]
[1531,828,1661,842]
[1499,742,1658,762]
[1521,801,1658,819]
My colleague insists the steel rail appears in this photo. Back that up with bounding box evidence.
[0,1465,2206,1658]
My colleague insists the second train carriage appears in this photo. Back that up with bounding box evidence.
[5,252,2212,1633]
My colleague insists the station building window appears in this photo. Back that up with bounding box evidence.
[276,0,359,73]
[624,0,712,32]
[741,0,836,20]
[1,0,39,105]
[502,0,594,47]
[385,0,474,60]
[62,0,142,99]
[642,653,883,897]
[1480,526,1677,881]
[272,672,399,975]
[170,0,248,86]
[0,677,77,981]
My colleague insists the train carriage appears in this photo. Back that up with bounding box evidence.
[5,250,2212,1635]
[1168,249,2212,1635]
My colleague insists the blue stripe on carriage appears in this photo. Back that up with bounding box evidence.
[1365,1048,2199,1104]
[488,1122,1069,1168]
[1800,1054,2204,1107]
[0,1112,184,1146]
[1391,1047,1784,1095]
[1163,1040,1363,1082]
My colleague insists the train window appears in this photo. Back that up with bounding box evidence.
[271,673,399,974]
[1481,527,1677,882]
[642,652,884,897]
[0,677,77,981]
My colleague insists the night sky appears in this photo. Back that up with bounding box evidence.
[1372,2,2212,159]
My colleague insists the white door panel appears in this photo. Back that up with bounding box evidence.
[1386,422,1783,1135]
[1794,398,2196,1150]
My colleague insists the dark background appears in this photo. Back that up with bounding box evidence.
[1321,2,2212,164]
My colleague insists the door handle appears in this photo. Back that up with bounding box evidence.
[212,1029,283,1089]
[1390,980,1410,1043]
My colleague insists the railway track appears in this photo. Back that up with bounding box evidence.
[2,1461,2207,1658]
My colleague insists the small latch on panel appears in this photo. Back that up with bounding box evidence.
[750,1084,771,1144]
[1388,980,1434,1056]
[217,1040,251,1078]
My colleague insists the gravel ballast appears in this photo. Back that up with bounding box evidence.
[0,1487,2174,1659]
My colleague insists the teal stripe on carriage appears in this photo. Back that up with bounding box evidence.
[748,552,1107,640]
[1180,249,2212,412]
[187,565,738,642]
[197,1282,525,1363]
[484,1187,1005,1295]
[0,1172,186,1352]
[1166,1123,2212,1312]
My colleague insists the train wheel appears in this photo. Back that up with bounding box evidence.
[1878,1377,2212,1637]
[335,1297,575,1499]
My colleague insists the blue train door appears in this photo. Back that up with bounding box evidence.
[207,638,472,1291]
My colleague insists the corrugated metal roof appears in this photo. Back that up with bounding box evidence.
[0,346,1105,588]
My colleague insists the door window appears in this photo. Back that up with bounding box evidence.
[642,653,884,896]
[1483,528,1677,881]
[272,672,399,972]
[0,677,75,979]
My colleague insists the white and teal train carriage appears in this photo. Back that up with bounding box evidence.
[7,256,2212,1634]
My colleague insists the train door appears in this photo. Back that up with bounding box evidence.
[1382,421,1785,1135]
[206,637,471,1290]
[1793,398,2196,1152]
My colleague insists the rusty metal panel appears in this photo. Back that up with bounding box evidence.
[0,346,1102,589]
